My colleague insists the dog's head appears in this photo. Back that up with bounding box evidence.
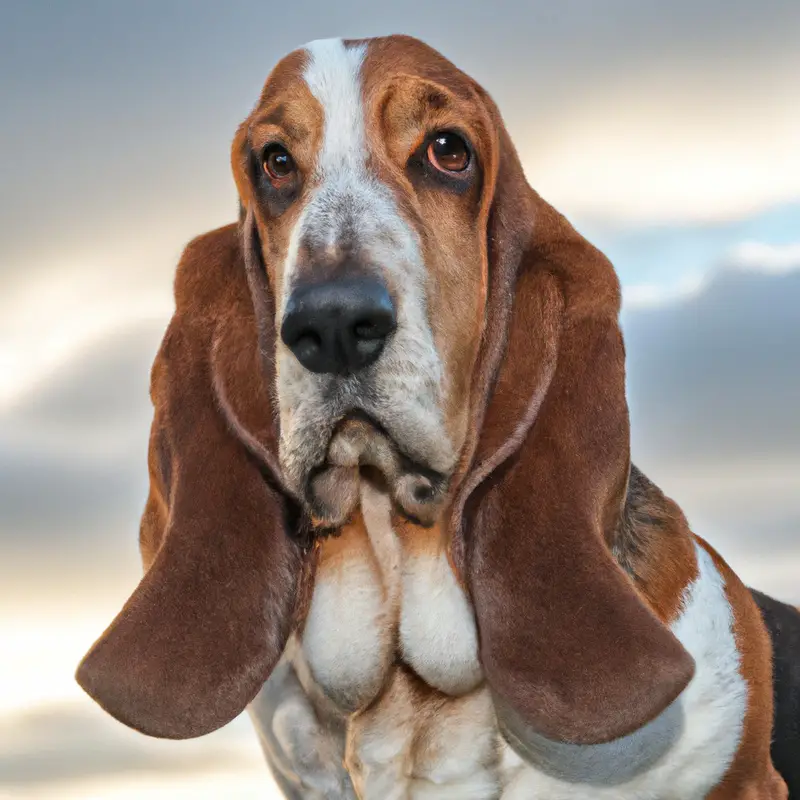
[231,36,502,528]
[77,35,694,750]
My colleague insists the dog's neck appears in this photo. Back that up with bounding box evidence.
[613,464,700,622]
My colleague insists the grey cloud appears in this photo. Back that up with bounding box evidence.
[0,442,145,540]
[0,322,162,544]
[0,702,260,788]
[624,266,800,465]
[0,430,147,616]
[9,321,161,437]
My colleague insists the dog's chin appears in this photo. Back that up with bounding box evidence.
[304,416,449,529]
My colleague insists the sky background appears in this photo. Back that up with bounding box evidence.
[1,1,798,797]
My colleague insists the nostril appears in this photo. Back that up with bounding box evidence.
[292,330,323,364]
[353,319,385,340]
[350,306,395,366]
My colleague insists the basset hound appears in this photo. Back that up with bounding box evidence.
[76,35,800,799]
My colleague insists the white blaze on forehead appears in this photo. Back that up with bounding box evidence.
[303,38,368,176]
[279,37,375,313]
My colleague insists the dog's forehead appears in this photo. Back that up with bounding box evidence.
[257,35,478,126]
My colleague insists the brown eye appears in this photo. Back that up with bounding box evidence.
[427,132,470,173]
[263,144,296,183]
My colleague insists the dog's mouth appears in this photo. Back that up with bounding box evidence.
[305,412,449,528]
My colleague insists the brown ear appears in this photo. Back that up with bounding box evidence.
[76,220,311,739]
[451,121,695,747]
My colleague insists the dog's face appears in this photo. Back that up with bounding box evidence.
[232,37,497,527]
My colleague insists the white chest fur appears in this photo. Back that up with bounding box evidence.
[296,489,747,799]
[302,482,483,713]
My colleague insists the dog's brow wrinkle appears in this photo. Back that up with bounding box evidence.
[261,103,285,126]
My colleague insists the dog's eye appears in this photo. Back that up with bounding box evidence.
[427,132,470,173]
[263,144,296,184]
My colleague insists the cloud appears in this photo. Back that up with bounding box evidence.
[586,201,800,293]
[0,253,173,411]
[622,274,707,309]
[0,702,265,790]
[0,321,162,547]
[522,77,800,224]
[0,321,161,618]
[727,240,800,273]
[8,772,281,800]
[622,237,800,309]
[3,320,162,448]
[624,256,800,461]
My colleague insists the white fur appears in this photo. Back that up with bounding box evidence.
[399,547,483,695]
[409,688,500,799]
[304,39,367,177]
[502,540,747,798]
[347,669,500,800]
[280,37,369,310]
[301,508,391,711]
[301,554,388,711]
[270,693,353,797]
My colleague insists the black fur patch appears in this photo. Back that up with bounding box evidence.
[752,588,800,795]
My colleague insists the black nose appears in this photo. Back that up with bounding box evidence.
[281,278,397,375]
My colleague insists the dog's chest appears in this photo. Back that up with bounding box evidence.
[293,490,746,799]
[300,483,501,795]
[302,482,482,710]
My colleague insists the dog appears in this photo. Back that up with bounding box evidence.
[77,35,798,798]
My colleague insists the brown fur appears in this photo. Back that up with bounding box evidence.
[75,224,310,738]
[231,48,319,304]
[614,466,699,623]
[442,112,694,746]
[703,538,787,798]
[75,35,786,793]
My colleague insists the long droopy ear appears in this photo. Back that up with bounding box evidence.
[450,119,696,748]
[76,220,312,739]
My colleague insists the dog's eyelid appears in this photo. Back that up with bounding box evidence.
[259,139,296,164]
[404,129,479,187]
[427,127,475,156]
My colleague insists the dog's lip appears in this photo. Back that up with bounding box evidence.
[321,409,449,486]
[301,409,450,528]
